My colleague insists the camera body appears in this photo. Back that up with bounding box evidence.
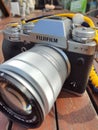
[2,17,96,95]
[0,16,96,128]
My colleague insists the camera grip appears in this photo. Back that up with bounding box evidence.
[63,51,94,95]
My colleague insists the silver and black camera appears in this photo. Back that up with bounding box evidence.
[0,16,96,128]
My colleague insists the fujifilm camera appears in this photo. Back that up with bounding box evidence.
[0,16,96,128]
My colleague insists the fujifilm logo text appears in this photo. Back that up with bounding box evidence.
[36,35,58,43]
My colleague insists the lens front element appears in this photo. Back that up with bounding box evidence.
[0,80,32,115]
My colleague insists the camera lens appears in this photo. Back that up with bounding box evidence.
[0,80,32,115]
[0,45,70,128]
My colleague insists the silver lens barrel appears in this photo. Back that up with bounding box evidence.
[0,45,70,117]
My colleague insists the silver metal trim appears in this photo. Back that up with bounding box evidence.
[68,40,96,55]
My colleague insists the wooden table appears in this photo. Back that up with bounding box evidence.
[0,10,98,130]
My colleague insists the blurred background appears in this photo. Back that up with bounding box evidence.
[0,0,98,18]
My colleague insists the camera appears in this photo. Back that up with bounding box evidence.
[0,15,96,128]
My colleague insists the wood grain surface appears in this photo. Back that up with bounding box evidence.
[0,112,9,130]
[56,91,98,130]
